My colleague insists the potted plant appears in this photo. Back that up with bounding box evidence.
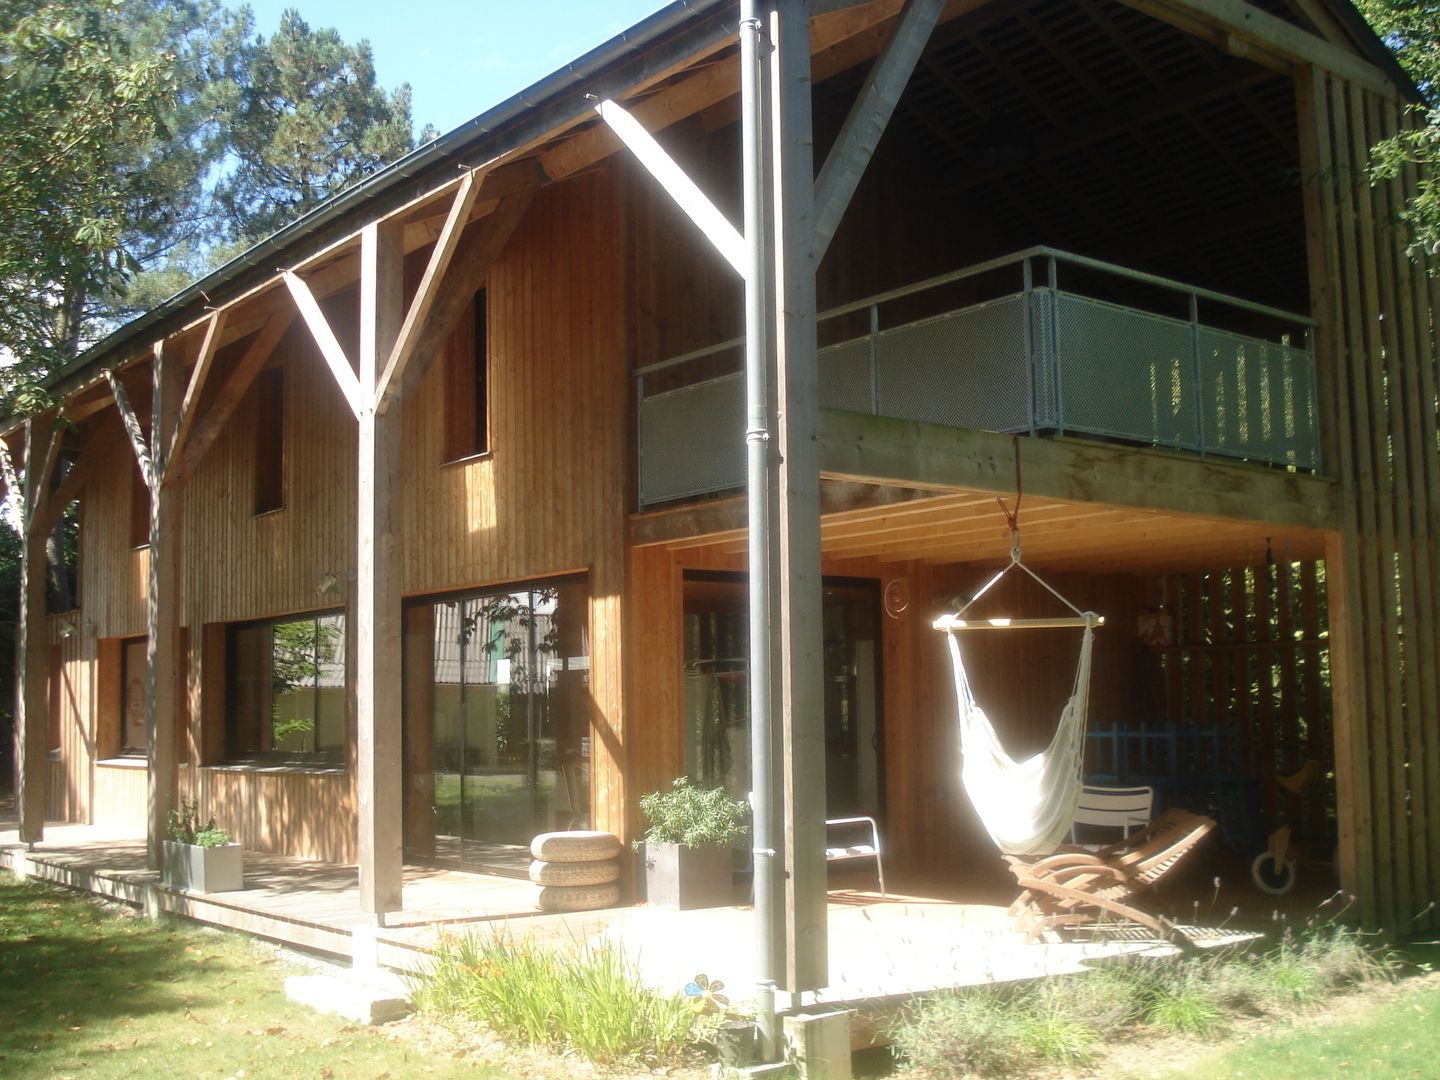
[162,800,243,893]
[637,778,748,910]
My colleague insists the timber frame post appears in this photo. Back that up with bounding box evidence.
[769,0,828,995]
[6,418,60,845]
[286,180,533,919]
[603,0,942,998]
[106,312,225,868]
[145,342,184,869]
[355,219,406,918]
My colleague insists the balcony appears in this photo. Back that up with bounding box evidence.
[636,248,1320,509]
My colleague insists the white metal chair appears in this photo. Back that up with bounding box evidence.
[1068,784,1154,849]
[825,815,886,897]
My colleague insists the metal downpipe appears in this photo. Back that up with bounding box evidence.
[739,0,779,1062]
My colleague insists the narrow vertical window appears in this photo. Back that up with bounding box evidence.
[443,288,488,462]
[254,367,285,514]
[120,636,148,755]
[129,458,149,548]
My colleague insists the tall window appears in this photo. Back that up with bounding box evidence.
[402,578,590,866]
[120,637,148,755]
[129,458,149,548]
[254,367,285,514]
[227,611,345,764]
[443,289,488,462]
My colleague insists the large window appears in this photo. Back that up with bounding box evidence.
[227,611,345,764]
[402,578,590,870]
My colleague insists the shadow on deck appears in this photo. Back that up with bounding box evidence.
[2,812,1275,1034]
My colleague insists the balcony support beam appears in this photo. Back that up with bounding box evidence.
[817,411,1338,530]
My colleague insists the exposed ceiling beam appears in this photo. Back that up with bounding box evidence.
[1118,0,1395,94]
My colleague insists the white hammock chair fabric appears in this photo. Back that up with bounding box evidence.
[944,624,1096,855]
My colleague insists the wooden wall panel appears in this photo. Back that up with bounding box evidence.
[398,168,630,839]
[57,170,630,861]
[180,767,354,862]
[182,319,357,628]
[1298,68,1440,931]
[625,544,685,838]
[93,763,147,833]
[45,624,97,824]
[81,448,149,640]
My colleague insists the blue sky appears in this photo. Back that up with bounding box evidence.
[243,1,672,137]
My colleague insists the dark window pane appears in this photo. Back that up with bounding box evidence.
[442,289,488,462]
[129,459,149,548]
[254,367,284,514]
[121,637,149,755]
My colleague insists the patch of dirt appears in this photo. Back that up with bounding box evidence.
[1029,968,1440,1080]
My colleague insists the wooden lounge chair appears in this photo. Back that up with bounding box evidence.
[1005,808,1217,943]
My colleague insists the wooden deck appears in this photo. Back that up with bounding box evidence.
[1,814,1257,1024]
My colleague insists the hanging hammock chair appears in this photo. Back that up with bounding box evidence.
[933,535,1103,856]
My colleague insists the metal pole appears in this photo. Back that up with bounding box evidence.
[740,0,781,1059]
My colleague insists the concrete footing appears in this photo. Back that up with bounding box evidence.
[284,971,412,1025]
[784,1009,853,1080]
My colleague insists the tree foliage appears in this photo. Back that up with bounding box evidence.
[212,8,435,242]
[1356,1,1440,256]
[0,1,175,396]
[0,1,432,415]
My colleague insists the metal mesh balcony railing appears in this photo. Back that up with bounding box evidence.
[636,247,1320,508]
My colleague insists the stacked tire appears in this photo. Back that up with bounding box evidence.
[529,831,622,912]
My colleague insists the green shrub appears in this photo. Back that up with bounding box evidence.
[411,930,703,1066]
[890,989,1035,1079]
[636,777,749,849]
[1143,979,1228,1035]
[890,923,1398,1077]
[165,800,232,847]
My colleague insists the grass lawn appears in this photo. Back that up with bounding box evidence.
[0,872,512,1080]
[1121,978,1440,1080]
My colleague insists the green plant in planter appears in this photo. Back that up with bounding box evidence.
[166,800,232,848]
[636,778,748,850]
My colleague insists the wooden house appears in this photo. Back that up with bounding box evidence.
[6,0,1438,992]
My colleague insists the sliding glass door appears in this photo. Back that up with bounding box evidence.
[682,575,883,819]
[403,578,590,874]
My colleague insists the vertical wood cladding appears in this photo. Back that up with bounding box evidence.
[60,168,629,860]
[1297,68,1440,931]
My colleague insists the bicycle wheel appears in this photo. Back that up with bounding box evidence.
[1251,850,1296,895]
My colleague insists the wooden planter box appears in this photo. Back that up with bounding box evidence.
[162,841,244,893]
[642,841,732,910]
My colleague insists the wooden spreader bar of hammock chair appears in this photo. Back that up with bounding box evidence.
[933,614,1104,632]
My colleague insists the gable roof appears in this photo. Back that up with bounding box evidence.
[18,0,1420,422]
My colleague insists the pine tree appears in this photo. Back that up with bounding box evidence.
[213,8,433,243]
